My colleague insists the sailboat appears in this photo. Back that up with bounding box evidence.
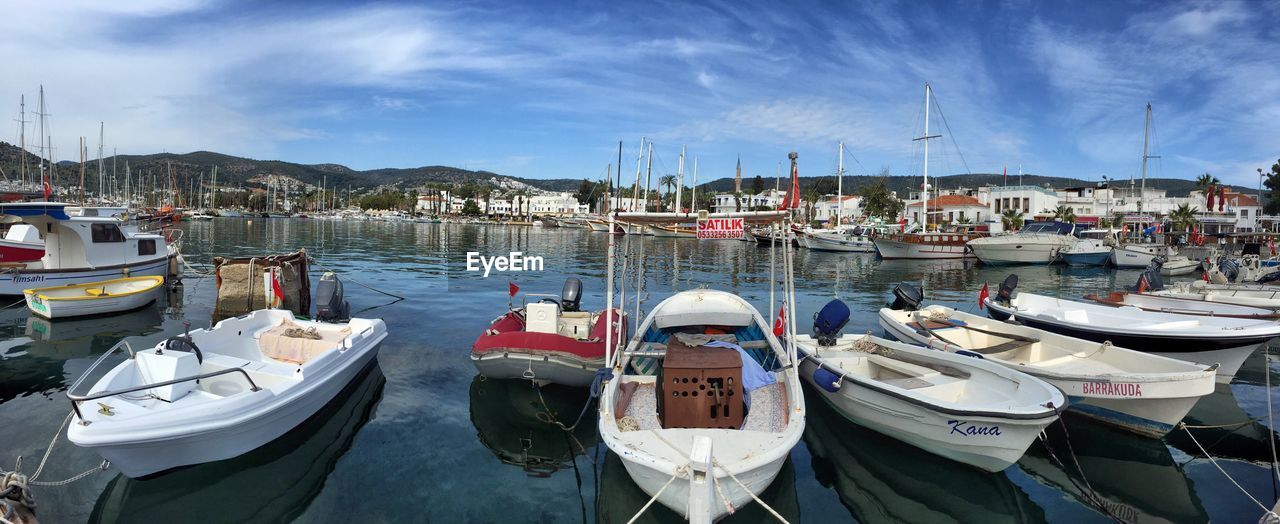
[801,142,876,253]
[873,84,987,259]
[1110,103,1169,268]
[597,151,805,523]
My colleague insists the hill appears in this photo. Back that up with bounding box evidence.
[0,142,1243,197]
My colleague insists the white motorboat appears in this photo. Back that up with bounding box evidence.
[66,309,387,478]
[0,203,174,295]
[1158,255,1199,276]
[1058,230,1113,267]
[966,222,1076,265]
[598,289,804,522]
[649,223,697,238]
[797,300,1062,471]
[24,276,164,319]
[1083,289,1280,320]
[1110,243,1166,268]
[879,298,1216,438]
[803,228,877,252]
[1154,280,1280,310]
[984,278,1280,383]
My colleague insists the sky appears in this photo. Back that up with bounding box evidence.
[2,0,1279,188]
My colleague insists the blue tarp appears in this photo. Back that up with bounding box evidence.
[704,339,777,407]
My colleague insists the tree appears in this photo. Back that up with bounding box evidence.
[1169,202,1199,232]
[752,175,763,195]
[856,176,904,221]
[461,199,481,215]
[1049,205,1076,223]
[575,179,597,209]
[1195,172,1219,191]
[659,174,676,212]
[732,191,743,212]
[802,186,821,222]
[1263,159,1280,215]
[1001,209,1024,231]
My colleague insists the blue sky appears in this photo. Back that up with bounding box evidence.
[3,0,1278,187]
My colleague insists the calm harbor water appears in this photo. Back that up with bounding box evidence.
[1,218,1276,523]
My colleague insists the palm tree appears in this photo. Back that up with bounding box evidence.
[1050,205,1076,223]
[733,191,743,213]
[1001,209,1024,231]
[1195,172,1220,191]
[1170,202,1199,232]
[802,187,821,222]
[659,174,676,211]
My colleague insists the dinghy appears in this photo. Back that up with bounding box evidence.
[879,286,1216,438]
[1158,255,1199,276]
[984,276,1280,383]
[1084,290,1280,320]
[66,309,387,477]
[797,299,1062,471]
[598,289,804,521]
[1154,280,1280,310]
[24,276,164,319]
[471,277,626,387]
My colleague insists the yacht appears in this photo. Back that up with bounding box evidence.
[1060,229,1114,266]
[967,221,1076,265]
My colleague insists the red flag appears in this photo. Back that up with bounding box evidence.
[42,174,51,200]
[270,268,284,306]
[1206,184,1215,210]
[772,305,786,337]
[978,282,990,310]
[508,281,519,297]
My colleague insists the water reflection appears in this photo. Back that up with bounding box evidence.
[87,362,385,524]
[468,375,598,476]
[1021,419,1208,523]
[803,383,1046,523]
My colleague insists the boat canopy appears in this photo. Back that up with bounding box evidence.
[0,202,72,220]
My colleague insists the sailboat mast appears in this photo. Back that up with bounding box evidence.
[836,141,844,226]
[913,83,941,230]
[691,157,698,213]
[18,95,27,189]
[79,137,86,204]
[632,138,644,212]
[1140,102,1151,216]
[676,145,685,214]
[97,122,104,205]
[643,142,653,212]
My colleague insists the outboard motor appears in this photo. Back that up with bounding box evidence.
[887,283,923,311]
[315,271,350,322]
[996,274,1019,305]
[1132,267,1164,293]
[1258,270,1280,285]
[1149,256,1166,270]
[813,299,850,346]
[561,277,583,312]
[1218,258,1241,282]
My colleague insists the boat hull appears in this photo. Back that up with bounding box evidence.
[873,237,972,259]
[805,233,875,252]
[878,316,1211,438]
[0,255,172,296]
[70,331,385,478]
[986,300,1260,383]
[470,352,604,387]
[26,283,160,319]
[1061,250,1110,267]
[798,357,1050,471]
[0,239,44,263]
[1110,246,1160,268]
[969,241,1062,265]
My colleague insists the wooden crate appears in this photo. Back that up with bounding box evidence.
[660,342,744,429]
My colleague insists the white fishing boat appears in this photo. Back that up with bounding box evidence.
[984,278,1280,383]
[24,276,164,319]
[1110,243,1165,268]
[66,309,388,478]
[1159,255,1199,276]
[797,300,1062,471]
[879,295,1216,438]
[598,290,804,521]
[967,221,1076,265]
[1154,280,1280,310]
[0,203,175,295]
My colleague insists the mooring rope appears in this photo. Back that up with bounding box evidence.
[625,466,685,524]
[308,256,406,300]
[1037,408,1124,523]
[714,459,789,523]
[1180,422,1279,520]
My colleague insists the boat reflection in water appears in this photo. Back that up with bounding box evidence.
[597,452,799,523]
[468,375,598,476]
[802,383,1045,523]
[88,361,385,523]
[1021,418,1209,523]
[25,305,164,357]
[1167,351,1280,463]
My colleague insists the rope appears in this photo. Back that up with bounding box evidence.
[29,411,73,481]
[626,466,685,524]
[1179,422,1279,519]
[308,256,406,300]
[713,459,789,523]
[1037,408,1124,523]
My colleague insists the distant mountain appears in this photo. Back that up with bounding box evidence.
[0,141,1243,197]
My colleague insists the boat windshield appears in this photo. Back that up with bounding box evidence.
[1019,222,1072,235]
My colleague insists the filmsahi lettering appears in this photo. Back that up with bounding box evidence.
[1081,382,1143,397]
[948,420,1002,437]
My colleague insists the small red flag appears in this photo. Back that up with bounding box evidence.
[1271,236,1276,257]
[508,281,519,297]
[42,176,51,200]
[270,268,284,306]
[772,305,786,337]
[978,282,990,310]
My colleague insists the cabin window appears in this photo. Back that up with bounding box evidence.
[138,239,156,256]
[91,223,126,243]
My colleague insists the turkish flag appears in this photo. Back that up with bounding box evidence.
[772,304,786,337]
[508,281,519,297]
[978,282,990,310]
[270,268,284,306]
[42,175,51,200]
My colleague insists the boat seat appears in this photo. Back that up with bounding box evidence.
[969,339,1035,355]
[259,321,351,365]
[882,376,934,389]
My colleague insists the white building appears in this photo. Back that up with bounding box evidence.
[813,195,862,223]
[980,185,1060,218]
[486,198,512,216]
[713,189,786,214]
[904,195,989,226]
[529,192,581,216]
